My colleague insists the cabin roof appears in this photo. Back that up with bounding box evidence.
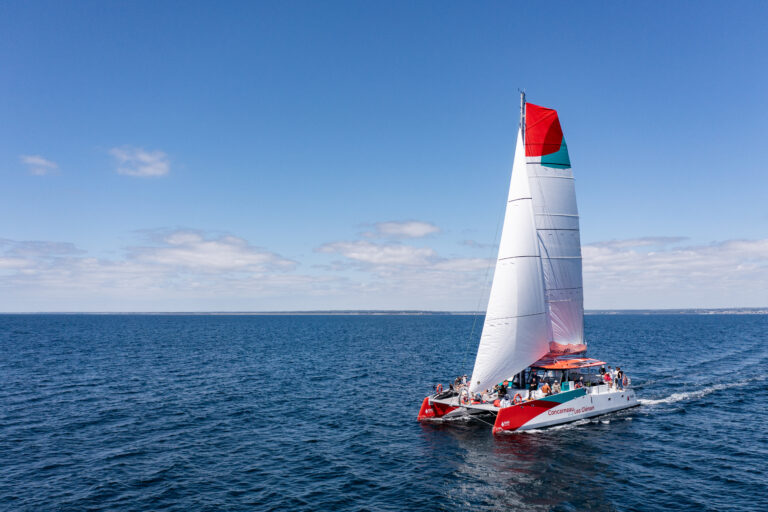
[531,357,606,370]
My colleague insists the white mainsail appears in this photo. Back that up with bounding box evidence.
[469,100,583,393]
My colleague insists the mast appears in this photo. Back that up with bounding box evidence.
[520,91,526,143]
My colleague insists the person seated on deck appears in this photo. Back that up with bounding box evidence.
[552,380,561,394]
[540,381,552,396]
[574,377,584,389]
[482,389,491,403]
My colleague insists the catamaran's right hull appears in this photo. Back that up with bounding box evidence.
[492,388,638,433]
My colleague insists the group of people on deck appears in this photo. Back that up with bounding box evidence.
[599,366,626,390]
[441,365,629,407]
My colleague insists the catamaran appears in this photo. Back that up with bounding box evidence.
[417,94,638,433]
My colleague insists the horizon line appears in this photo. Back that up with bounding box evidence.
[1,307,767,315]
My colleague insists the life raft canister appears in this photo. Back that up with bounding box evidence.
[513,393,523,405]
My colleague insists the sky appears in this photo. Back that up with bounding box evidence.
[1,1,767,312]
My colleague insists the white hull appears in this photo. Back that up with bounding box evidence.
[509,387,638,432]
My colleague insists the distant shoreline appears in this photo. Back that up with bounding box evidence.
[2,308,767,315]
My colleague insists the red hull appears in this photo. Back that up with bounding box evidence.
[417,397,458,421]
[492,400,559,434]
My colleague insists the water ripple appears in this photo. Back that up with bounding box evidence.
[0,313,766,511]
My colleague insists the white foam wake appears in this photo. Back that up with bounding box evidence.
[639,377,761,406]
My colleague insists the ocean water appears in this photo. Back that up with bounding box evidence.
[0,314,766,511]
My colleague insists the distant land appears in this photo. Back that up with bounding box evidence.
[585,308,768,315]
[5,308,767,315]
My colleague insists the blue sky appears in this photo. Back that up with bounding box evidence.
[1,1,767,311]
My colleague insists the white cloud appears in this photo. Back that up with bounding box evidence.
[316,237,493,309]
[0,231,309,311]
[460,239,497,249]
[318,240,436,266]
[3,227,765,311]
[129,230,295,272]
[366,220,441,239]
[110,146,170,177]
[589,236,688,249]
[20,155,58,175]
[583,238,768,308]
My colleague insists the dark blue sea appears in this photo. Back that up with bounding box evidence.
[1,314,766,511]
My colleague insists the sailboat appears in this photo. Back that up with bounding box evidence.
[417,94,639,433]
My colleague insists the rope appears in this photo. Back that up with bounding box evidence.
[469,414,497,428]
[461,204,505,373]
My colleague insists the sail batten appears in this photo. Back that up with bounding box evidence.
[469,100,585,393]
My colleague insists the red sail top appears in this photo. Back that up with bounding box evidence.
[525,103,565,157]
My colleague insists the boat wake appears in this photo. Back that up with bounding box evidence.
[639,376,764,406]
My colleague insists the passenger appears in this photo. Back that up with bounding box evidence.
[540,381,552,395]
[574,377,583,389]
[616,367,624,390]
[462,374,468,386]
[500,394,511,408]
[552,380,561,394]
[498,380,508,399]
[482,390,491,402]
[599,366,606,376]
[528,375,538,399]
[603,371,612,386]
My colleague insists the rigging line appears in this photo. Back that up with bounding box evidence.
[461,199,505,374]
[469,414,497,428]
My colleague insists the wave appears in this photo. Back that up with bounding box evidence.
[639,376,764,406]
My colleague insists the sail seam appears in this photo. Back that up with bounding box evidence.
[497,255,539,261]
[526,166,573,171]
[485,312,546,322]
[507,197,532,203]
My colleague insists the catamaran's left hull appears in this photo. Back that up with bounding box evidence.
[417,396,460,421]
